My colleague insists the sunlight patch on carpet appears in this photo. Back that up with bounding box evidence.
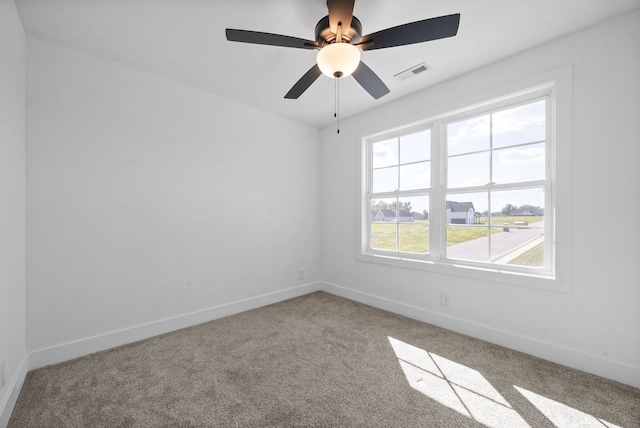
[514,386,623,428]
[388,336,530,428]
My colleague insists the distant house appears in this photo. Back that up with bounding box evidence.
[372,209,414,222]
[372,209,395,222]
[446,201,476,224]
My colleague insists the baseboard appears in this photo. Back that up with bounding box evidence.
[320,281,640,389]
[29,282,322,371]
[0,354,28,428]
[22,279,640,390]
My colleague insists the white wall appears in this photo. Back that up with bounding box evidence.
[0,0,27,425]
[320,11,640,387]
[26,35,321,364]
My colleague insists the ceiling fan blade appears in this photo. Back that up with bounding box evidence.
[226,29,318,49]
[284,65,323,99]
[358,13,460,51]
[352,61,390,99]
[327,0,355,35]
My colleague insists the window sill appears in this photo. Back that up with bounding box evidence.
[357,251,570,293]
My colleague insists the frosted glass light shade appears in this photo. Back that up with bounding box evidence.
[316,43,361,78]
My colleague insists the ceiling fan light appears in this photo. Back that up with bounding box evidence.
[316,43,361,78]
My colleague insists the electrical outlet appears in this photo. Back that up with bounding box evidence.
[298,270,305,280]
[441,292,451,306]
[0,359,5,389]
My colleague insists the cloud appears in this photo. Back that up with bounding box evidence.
[492,115,544,136]
[447,116,490,153]
[373,142,398,167]
[492,101,545,136]
[498,147,545,165]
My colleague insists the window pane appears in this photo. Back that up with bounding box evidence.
[489,188,545,226]
[372,166,398,193]
[492,227,544,267]
[371,198,397,221]
[505,239,545,267]
[446,192,486,225]
[492,142,545,184]
[400,130,430,164]
[448,152,490,188]
[370,223,397,251]
[446,225,491,262]
[489,189,544,265]
[372,139,398,168]
[400,161,430,190]
[371,198,397,250]
[399,223,429,253]
[398,195,429,253]
[447,115,490,156]
[445,192,492,261]
[400,195,429,223]
[492,100,545,148]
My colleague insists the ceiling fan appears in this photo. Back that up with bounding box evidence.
[225,0,460,100]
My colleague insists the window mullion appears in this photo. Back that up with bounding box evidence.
[488,113,494,259]
[429,120,445,260]
[396,137,401,252]
[544,93,554,271]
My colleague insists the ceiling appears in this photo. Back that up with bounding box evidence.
[15,0,640,128]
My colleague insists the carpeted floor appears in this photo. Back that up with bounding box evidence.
[9,291,640,427]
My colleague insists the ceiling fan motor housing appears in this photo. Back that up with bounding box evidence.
[315,15,362,45]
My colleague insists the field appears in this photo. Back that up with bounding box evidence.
[507,242,544,266]
[370,222,429,253]
[369,222,495,253]
[370,216,544,264]
[476,215,543,226]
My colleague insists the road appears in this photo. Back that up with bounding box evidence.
[447,222,544,263]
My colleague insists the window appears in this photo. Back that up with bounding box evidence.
[370,129,431,254]
[361,84,557,281]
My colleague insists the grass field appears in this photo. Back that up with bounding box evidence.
[477,215,543,226]
[370,223,429,253]
[370,216,544,259]
[507,242,544,266]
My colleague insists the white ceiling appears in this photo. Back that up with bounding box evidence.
[15,0,640,128]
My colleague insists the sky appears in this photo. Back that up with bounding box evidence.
[371,99,546,215]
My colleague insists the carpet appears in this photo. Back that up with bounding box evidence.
[9,292,640,427]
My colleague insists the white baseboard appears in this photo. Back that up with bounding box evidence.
[320,281,640,389]
[20,278,640,398]
[0,354,28,428]
[29,282,321,371]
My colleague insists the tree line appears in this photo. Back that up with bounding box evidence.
[372,200,542,219]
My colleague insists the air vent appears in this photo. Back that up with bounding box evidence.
[394,62,431,81]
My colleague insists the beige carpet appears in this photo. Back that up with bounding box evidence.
[9,292,640,427]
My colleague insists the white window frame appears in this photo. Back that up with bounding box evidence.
[357,67,573,291]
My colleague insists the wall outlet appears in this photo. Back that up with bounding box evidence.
[441,292,451,306]
[0,359,5,389]
[298,270,305,280]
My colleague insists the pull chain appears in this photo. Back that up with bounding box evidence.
[334,77,340,134]
[333,78,338,117]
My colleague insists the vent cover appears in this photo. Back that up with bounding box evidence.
[394,62,431,81]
